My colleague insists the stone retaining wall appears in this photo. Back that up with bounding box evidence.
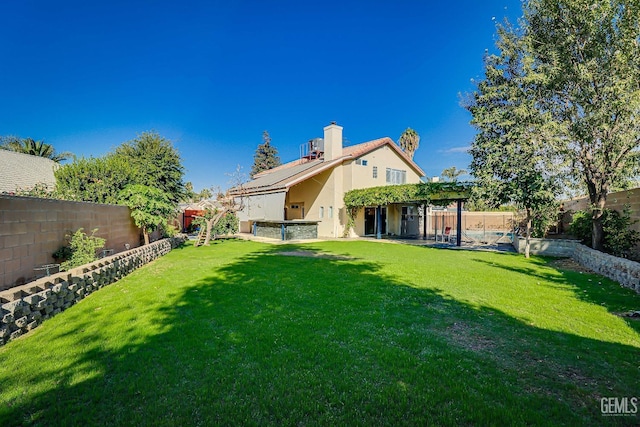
[512,237,640,294]
[572,245,640,294]
[0,236,185,346]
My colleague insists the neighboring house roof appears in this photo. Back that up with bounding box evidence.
[232,137,425,196]
[0,150,57,194]
[179,199,224,211]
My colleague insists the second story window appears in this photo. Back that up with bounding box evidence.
[373,166,378,179]
[386,168,406,184]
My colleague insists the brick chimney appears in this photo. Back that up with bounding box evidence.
[323,122,343,161]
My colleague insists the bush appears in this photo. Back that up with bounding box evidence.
[213,212,239,236]
[60,228,106,271]
[569,206,640,258]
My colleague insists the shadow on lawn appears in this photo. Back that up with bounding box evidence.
[1,241,639,426]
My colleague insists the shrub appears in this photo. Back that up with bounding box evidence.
[60,228,106,271]
[570,206,640,258]
[213,212,239,236]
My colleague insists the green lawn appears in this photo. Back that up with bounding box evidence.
[1,239,639,426]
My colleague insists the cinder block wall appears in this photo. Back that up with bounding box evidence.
[563,188,640,232]
[0,196,141,290]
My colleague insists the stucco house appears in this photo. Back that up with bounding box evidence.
[231,122,426,238]
[0,150,57,194]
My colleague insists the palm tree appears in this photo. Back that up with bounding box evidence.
[398,128,420,159]
[441,166,468,182]
[0,136,73,162]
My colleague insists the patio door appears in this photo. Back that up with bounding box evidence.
[365,207,376,235]
[364,206,387,236]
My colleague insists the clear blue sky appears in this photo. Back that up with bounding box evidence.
[0,0,522,191]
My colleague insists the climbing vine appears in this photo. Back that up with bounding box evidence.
[342,182,473,236]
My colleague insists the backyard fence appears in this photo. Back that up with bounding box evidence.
[427,210,516,245]
[0,195,141,290]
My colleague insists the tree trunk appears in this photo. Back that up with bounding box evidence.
[587,182,607,251]
[591,200,606,251]
[203,217,214,246]
[524,207,532,259]
[143,230,150,245]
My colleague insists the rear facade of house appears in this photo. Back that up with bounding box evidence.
[232,123,425,238]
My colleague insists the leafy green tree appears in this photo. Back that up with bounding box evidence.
[398,128,420,159]
[524,0,640,251]
[441,166,467,182]
[55,154,135,204]
[1,136,72,162]
[115,132,186,205]
[465,21,561,258]
[118,184,176,245]
[250,131,281,178]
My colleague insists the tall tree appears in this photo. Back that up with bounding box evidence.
[524,0,640,251]
[441,166,468,182]
[250,131,281,178]
[398,128,420,159]
[1,136,72,162]
[115,132,186,206]
[465,21,561,258]
[118,184,176,245]
[55,154,135,204]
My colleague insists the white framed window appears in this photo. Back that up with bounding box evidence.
[355,158,368,166]
[386,168,406,184]
[328,206,333,218]
[373,166,378,179]
[319,206,324,218]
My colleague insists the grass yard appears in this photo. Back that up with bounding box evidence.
[1,239,639,426]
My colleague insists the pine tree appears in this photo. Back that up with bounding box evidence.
[250,131,281,178]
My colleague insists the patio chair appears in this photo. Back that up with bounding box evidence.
[436,226,453,243]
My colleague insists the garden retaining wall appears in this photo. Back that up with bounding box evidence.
[0,236,186,347]
[572,245,640,294]
[513,237,580,257]
[512,238,640,294]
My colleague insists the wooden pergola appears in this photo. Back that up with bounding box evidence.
[343,182,473,246]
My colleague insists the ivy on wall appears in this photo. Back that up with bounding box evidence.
[342,182,473,237]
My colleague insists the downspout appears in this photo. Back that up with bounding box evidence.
[376,206,382,239]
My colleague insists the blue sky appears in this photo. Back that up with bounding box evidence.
[0,0,522,191]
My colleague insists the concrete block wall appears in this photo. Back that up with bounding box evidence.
[0,236,185,346]
[0,195,141,290]
[513,238,580,257]
[562,188,640,257]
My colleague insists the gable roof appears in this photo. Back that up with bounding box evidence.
[0,150,58,194]
[232,137,425,196]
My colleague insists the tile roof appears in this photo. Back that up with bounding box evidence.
[232,137,425,196]
[0,150,57,194]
